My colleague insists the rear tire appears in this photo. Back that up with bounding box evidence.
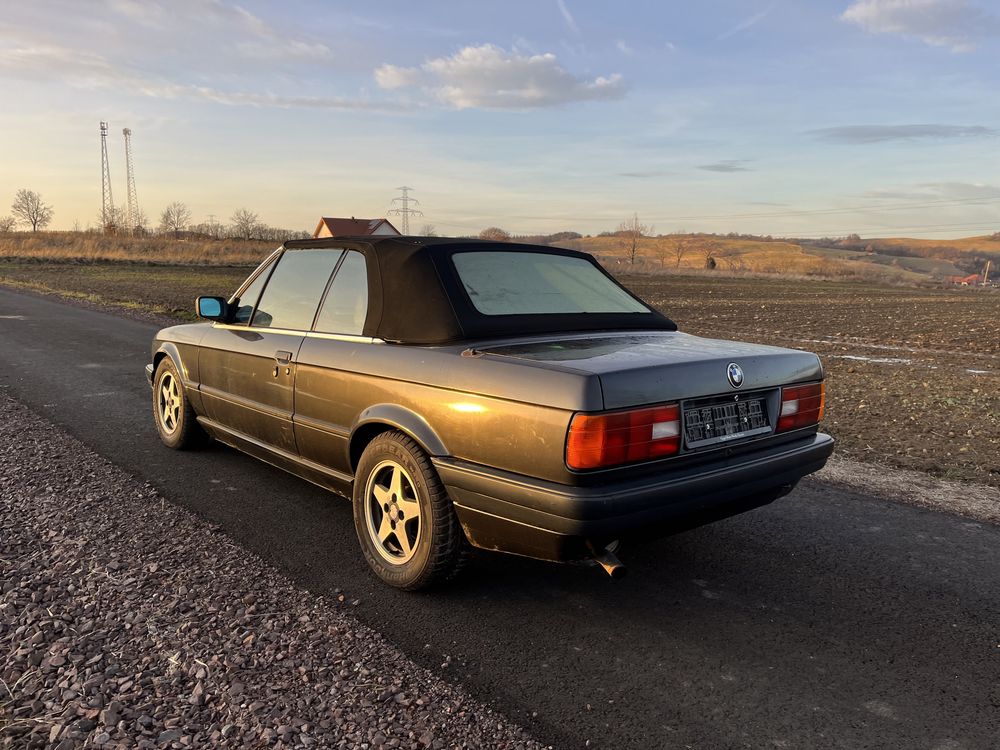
[152,358,207,450]
[353,431,469,590]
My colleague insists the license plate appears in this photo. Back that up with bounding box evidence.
[684,395,771,449]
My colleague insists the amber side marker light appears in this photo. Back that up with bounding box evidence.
[566,404,680,470]
[777,382,826,432]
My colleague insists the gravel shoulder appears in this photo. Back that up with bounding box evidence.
[812,456,1000,525]
[0,396,542,750]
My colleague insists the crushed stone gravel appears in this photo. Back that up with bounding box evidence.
[813,456,1000,525]
[0,396,543,750]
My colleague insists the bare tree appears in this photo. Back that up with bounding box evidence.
[698,239,719,269]
[231,208,260,241]
[11,189,54,232]
[617,213,649,264]
[0,216,16,233]
[671,235,694,268]
[132,208,149,235]
[479,227,510,241]
[159,201,192,238]
[420,223,438,237]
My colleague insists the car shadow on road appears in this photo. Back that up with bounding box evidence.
[176,442,998,750]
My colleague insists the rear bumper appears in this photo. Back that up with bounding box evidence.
[435,432,834,562]
[145,363,154,387]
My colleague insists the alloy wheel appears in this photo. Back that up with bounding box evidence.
[364,460,422,564]
[158,372,181,435]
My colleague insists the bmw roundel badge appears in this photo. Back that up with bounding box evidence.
[727,362,744,388]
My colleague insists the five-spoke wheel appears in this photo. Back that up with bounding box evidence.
[158,371,181,435]
[152,358,207,450]
[353,431,468,590]
[364,460,423,564]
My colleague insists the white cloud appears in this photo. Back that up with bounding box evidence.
[841,0,1000,52]
[374,64,425,90]
[0,41,390,111]
[718,3,776,40]
[555,0,580,34]
[810,123,995,143]
[102,0,333,60]
[615,40,634,55]
[374,44,625,109]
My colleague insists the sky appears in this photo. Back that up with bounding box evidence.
[1,0,998,238]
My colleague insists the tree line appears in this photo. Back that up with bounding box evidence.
[0,189,308,241]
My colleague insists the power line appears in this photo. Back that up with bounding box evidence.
[387,186,423,235]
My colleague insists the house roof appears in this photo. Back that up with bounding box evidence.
[313,217,399,238]
[280,236,676,344]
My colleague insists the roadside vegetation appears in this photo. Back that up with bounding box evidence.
[0,232,274,266]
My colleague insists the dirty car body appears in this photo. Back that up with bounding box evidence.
[147,237,833,586]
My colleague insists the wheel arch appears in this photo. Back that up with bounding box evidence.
[349,404,448,472]
[152,341,197,389]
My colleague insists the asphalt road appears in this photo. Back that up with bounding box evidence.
[1,287,997,750]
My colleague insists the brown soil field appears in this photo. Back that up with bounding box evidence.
[622,274,1000,487]
[0,260,251,319]
[2,261,997,487]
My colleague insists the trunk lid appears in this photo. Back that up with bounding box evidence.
[479,331,823,409]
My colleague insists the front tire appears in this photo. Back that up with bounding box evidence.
[353,431,468,590]
[152,358,207,450]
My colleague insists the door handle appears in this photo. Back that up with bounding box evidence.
[275,350,293,365]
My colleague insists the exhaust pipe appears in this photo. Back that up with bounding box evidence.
[592,546,627,579]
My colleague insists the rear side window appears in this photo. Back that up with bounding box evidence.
[452,251,650,315]
[314,250,368,335]
[252,249,343,330]
[232,258,274,324]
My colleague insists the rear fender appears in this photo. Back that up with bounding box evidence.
[350,404,448,468]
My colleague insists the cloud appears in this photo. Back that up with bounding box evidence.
[104,0,333,60]
[718,3,777,40]
[841,0,1000,52]
[699,160,753,172]
[810,124,996,143]
[866,181,1000,200]
[555,0,580,34]
[615,40,634,55]
[0,42,391,111]
[618,169,671,178]
[374,44,625,109]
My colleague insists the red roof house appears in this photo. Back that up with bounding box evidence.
[313,217,400,239]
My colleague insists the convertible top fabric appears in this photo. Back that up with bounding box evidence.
[282,237,677,345]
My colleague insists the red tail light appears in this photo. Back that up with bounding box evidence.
[777,382,825,432]
[566,404,680,470]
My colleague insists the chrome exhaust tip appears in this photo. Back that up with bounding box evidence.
[593,546,627,579]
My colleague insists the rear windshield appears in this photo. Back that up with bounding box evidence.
[452,251,650,316]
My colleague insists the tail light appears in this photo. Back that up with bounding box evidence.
[777,382,825,432]
[566,404,680,470]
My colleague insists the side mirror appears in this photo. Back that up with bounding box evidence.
[196,296,228,321]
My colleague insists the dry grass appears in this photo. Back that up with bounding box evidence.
[571,235,924,284]
[0,232,276,266]
[875,234,1000,253]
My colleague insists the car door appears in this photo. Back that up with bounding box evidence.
[198,248,344,454]
[293,249,373,475]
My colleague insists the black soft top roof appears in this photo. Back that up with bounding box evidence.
[281,236,677,345]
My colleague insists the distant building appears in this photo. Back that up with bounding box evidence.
[313,217,400,239]
[946,273,981,286]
